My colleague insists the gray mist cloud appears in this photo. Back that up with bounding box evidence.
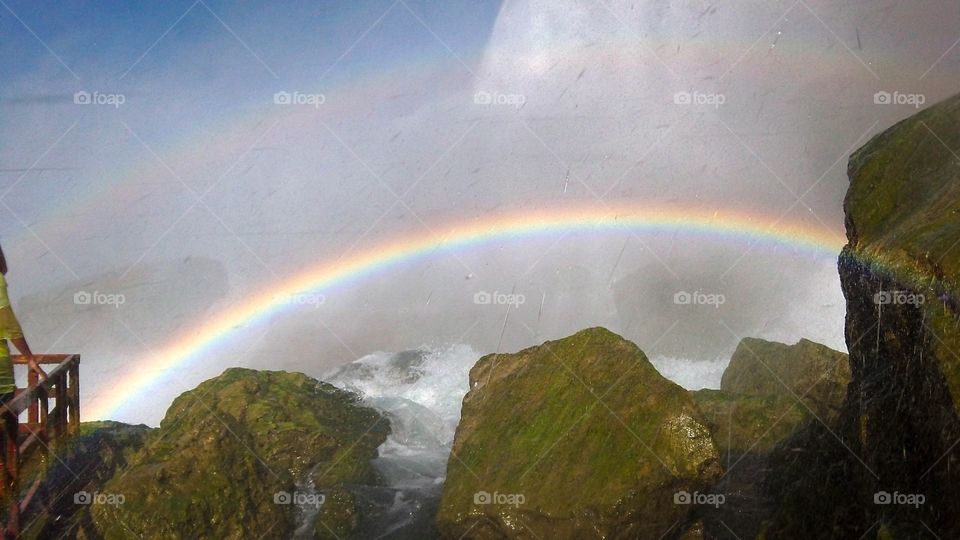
[0,0,957,423]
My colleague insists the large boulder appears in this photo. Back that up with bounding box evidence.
[436,327,722,539]
[691,337,849,456]
[720,337,850,421]
[691,390,805,455]
[767,94,960,538]
[90,368,389,539]
[690,338,847,539]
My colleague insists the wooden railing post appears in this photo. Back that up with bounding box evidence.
[67,360,79,435]
[37,385,49,487]
[0,354,80,537]
[53,375,66,456]
[3,404,18,539]
[38,389,47,439]
[25,372,36,429]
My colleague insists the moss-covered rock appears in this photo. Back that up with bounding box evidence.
[690,337,848,455]
[841,92,960,539]
[17,421,152,540]
[691,390,805,455]
[767,93,960,538]
[90,368,389,539]
[720,337,850,421]
[685,338,847,539]
[436,327,721,539]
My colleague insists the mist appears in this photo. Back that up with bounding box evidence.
[1,0,957,425]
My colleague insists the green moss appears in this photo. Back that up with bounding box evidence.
[90,368,389,539]
[314,486,358,539]
[762,95,960,538]
[17,421,152,540]
[845,93,960,414]
[690,337,850,456]
[437,327,721,538]
[691,389,807,454]
[721,337,850,421]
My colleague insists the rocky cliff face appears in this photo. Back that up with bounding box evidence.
[90,368,389,539]
[839,92,960,538]
[768,94,960,538]
[436,327,722,539]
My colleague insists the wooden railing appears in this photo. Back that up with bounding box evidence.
[0,354,80,538]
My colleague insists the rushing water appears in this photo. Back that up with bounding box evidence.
[318,346,723,537]
[292,463,324,539]
[323,345,478,538]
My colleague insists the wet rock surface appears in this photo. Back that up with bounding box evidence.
[436,327,722,539]
[18,421,152,540]
[721,337,850,421]
[89,368,389,539]
[767,93,960,538]
[689,337,848,539]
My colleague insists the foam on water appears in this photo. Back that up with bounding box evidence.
[323,345,479,537]
[326,345,476,439]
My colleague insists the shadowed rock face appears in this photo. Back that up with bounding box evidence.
[19,421,153,540]
[767,93,960,539]
[689,338,847,540]
[436,327,722,539]
[89,368,389,539]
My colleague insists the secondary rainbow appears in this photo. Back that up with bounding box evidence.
[86,204,846,420]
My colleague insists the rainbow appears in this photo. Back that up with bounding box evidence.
[85,203,846,420]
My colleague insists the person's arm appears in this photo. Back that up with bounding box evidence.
[0,244,42,383]
[11,337,46,382]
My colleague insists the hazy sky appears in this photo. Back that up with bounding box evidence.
[1,0,958,425]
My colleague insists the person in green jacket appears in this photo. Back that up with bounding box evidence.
[0,242,46,404]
